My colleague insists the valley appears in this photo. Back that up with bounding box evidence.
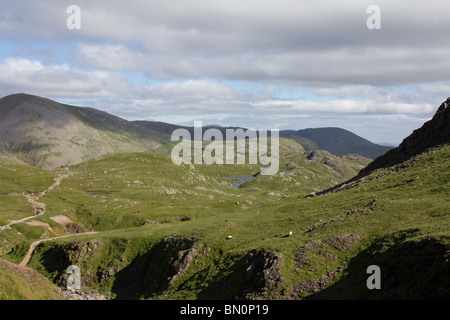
[0,94,449,300]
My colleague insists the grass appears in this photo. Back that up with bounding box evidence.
[0,139,448,300]
[0,258,64,300]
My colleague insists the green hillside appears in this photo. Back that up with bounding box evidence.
[10,142,447,300]
[0,258,64,300]
[0,96,448,300]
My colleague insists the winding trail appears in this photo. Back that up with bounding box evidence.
[19,232,98,267]
[5,212,45,228]
[3,170,72,228]
[0,169,100,268]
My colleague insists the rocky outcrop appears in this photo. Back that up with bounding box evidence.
[238,249,285,299]
[314,98,450,196]
[400,98,450,152]
[111,234,205,299]
[287,233,360,299]
[287,270,340,299]
[163,235,203,286]
[362,97,450,175]
[61,288,109,300]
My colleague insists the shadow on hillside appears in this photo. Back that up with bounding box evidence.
[305,230,450,300]
[111,235,196,299]
[111,243,249,300]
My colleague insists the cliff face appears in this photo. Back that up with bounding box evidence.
[400,98,450,154]
[361,98,450,174]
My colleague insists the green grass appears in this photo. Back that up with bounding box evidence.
[0,258,64,300]
[0,141,448,300]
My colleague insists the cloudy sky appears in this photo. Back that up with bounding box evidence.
[1,0,449,145]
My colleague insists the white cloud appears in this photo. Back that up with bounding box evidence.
[137,80,240,101]
[0,58,131,98]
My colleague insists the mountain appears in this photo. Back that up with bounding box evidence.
[279,127,392,159]
[361,97,450,175]
[133,120,253,141]
[133,120,192,136]
[133,121,388,158]
[0,94,171,169]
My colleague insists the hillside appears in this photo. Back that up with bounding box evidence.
[19,142,448,300]
[0,96,448,302]
[0,94,171,169]
[0,258,64,300]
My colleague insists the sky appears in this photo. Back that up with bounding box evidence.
[0,0,449,145]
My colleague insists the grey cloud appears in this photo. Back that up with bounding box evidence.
[3,0,450,86]
[77,44,450,86]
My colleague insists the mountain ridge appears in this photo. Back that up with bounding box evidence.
[0,93,171,169]
[133,121,391,159]
[0,93,393,170]
[279,127,392,159]
[0,93,394,170]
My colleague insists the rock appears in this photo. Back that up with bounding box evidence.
[362,97,450,175]
[287,270,340,300]
[238,249,284,300]
[142,220,159,225]
[61,288,109,300]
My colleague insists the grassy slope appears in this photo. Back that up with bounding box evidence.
[0,160,57,223]
[0,258,64,300]
[0,139,448,299]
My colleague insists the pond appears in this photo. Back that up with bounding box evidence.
[222,176,255,189]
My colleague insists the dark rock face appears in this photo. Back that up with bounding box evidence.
[238,249,285,300]
[400,98,450,154]
[362,98,450,175]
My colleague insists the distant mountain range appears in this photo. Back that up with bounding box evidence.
[279,127,392,159]
[133,121,392,159]
[0,93,393,169]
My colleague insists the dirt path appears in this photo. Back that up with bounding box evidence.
[24,170,72,213]
[5,212,45,227]
[3,170,72,228]
[19,232,98,267]
[38,171,72,198]
[1,169,99,269]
